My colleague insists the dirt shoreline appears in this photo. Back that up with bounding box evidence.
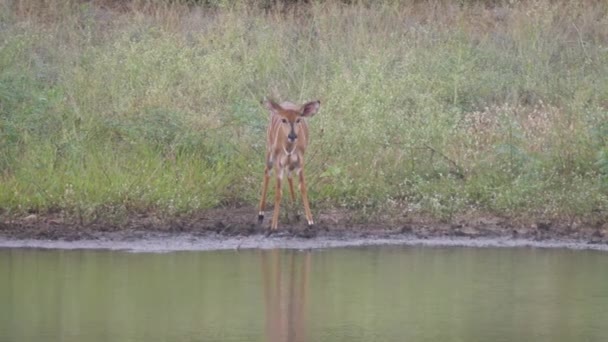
[1,206,607,250]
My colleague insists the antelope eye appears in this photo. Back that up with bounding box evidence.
[281,118,288,124]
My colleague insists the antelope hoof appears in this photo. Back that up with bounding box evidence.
[265,229,275,237]
[258,213,264,224]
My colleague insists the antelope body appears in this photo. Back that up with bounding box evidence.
[258,99,321,230]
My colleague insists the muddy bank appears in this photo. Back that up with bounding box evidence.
[3,234,608,252]
[1,206,607,250]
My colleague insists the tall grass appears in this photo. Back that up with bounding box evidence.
[1,0,607,225]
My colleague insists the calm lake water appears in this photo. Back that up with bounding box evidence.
[1,246,607,342]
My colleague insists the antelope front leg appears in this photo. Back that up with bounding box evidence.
[298,169,314,226]
[287,174,300,222]
[258,166,271,224]
[271,170,283,230]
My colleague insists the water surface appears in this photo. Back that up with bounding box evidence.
[1,246,607,342]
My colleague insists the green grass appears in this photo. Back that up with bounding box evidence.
[1,0,607,226]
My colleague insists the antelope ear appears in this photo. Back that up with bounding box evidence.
[302,100,320,117]
[263,98,281,115]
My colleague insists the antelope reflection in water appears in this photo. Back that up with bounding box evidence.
[261,250,311,342]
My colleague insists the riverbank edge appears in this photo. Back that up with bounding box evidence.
[2,234,608,252]
[1,206,607,251]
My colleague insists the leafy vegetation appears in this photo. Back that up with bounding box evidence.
[1,0,607,226]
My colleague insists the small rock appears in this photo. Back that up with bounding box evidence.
[23,214,37,222]
[453,226,479,237]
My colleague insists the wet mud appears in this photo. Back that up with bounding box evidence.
[1,206,607,251]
